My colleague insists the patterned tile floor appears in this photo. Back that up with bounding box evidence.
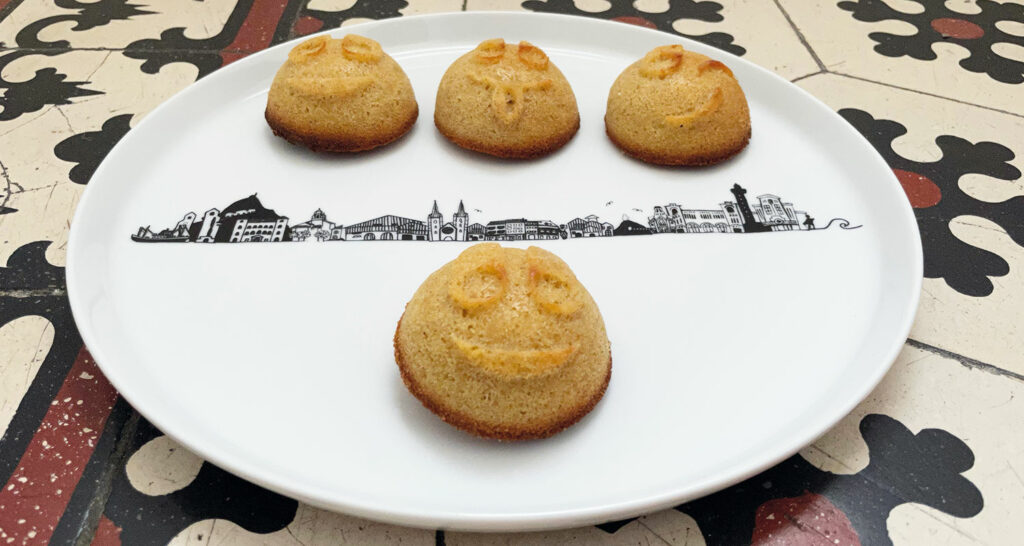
[1,0,1021,544]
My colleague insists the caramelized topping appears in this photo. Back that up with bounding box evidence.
[516,41,549,70]
[452,336,576,378]
[473,38,507,64]
[664,88,724,127]
[288,35,329,63]
[341,34,383,63]
[697,59,734,78]
[639,45,685,78]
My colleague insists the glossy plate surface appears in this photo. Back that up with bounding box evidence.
[67,12,921,531]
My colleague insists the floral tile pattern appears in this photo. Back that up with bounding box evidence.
[779,0,1024,113]
[0,0,1021,544]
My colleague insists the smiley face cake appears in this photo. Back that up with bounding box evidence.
[265,34,418,152]
[394,243,611,440]
[605,45,750,166]
[434,39,580,159]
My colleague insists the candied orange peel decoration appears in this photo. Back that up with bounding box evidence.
[697,59,734,78]
[664,88,724,127]
[288,35,330,62]
[451,336,577,378]
[473,38,507,64]
[527,249,584,315]
[341,34,383,62]
[516,41,549,70]
[469,74,553,125]
[448,260,508,310]
[639,45,685,78]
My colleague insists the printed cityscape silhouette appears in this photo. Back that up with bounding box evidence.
[131,184,859,243]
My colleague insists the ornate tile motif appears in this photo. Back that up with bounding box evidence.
[798,73,1024,374]
[801,345,1024,545]
[778,0,1024,112]
[838,0,1024,84]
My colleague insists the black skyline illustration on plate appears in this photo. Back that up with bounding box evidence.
[130,184,861,244]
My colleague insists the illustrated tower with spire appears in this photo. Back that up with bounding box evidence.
[730,183,771,233]
[454,200,468,241]
[428,201,442,241]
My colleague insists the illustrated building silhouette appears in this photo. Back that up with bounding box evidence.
[613,219,651,236]
[731,183,772,233]
[290,208,337,241]
[428,200,469,241]
[133,186,820,243]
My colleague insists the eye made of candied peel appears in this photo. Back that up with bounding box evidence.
[516,41,549,70]
[639,45,685,79]
[473,38,507,64]
[698,59,734,78]
[288,35,329,62]
[527,254,583,315]
[448,261,507,310]
[341,35,383,62]
[664,87,723,127]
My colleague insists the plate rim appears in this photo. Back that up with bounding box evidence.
[66,11,924,531]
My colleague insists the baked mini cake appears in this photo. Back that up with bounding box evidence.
[395,243,611,441]
[434,39,580,159]
[605,45,750,166]
[265,34,418,152]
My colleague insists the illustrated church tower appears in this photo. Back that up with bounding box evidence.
[454,201,468,241]
[428,201,443,241]
[730,183,770,233]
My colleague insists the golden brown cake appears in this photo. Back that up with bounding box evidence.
[605,45,751,166]
[395,243,611,441]
[265,34,418,152]
[434,39,580,159]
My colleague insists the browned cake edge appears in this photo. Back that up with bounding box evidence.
[604,118,751,167]
[433,113,580,159]
[393,314,611,441]
[265,104,418,153]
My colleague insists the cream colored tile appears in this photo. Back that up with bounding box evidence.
[169,505,435,545]
[125,436,203,496]
[401,0,466,17]
[671,0,819,79]
[779,0,1024,112]
[0,316,53,438]
[466,0,819,79]
[800,345,1024,545]
[0,0,240,49]
[0,50,197,266]
[797,73,1024,373]
[639,510,707,545]
[447,518,668,545]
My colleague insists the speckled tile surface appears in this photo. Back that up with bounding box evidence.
[1,0,1021,544]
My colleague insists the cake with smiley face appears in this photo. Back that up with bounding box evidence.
[265,34,418,152]
[434,39,580,159]
[605,45,750,166]
[394,243,611,441]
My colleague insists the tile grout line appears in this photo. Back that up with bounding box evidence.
[906,338,1024,383]
[790,69,825,84]
[72,409,142,546]
[637,518,675,546]
[771,0,826,72]
[832,72,1024,119]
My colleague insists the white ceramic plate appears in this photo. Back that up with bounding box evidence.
[67,12,921,531]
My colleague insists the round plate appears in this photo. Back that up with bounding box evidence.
[67,12,921,531]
